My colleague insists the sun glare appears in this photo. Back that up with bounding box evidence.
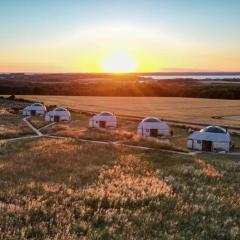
[102,50,137,73]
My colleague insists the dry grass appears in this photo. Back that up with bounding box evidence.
[28,116,48,129]
[0,108,33,138]
[0,138,239,239]
[16,96,240,128]
[41,111,187,151]
[42,119,184,152]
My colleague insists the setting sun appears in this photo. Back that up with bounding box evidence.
[101,50,137,73]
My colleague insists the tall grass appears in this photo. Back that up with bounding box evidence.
[0,138,239,239]
[42,120,186,152]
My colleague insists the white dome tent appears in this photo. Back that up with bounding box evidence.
[45,107,71,122]
[89,112,117,128]
[187,125,231,152]
[137,117,171,138]
[22,103,46,116]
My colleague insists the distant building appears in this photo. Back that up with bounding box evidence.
[187,125,231,152]
[89,112,117,128]
[22,103,46,116]
[137,117,171,137]
[45,107,71,122]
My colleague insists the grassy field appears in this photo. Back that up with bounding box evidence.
[0,101,239,239]
[0,138,239,239]
[15,96,240,128]
[0,108,33,139]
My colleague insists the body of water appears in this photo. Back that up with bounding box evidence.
[141,75,240,80]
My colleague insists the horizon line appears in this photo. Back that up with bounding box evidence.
[1,71,240,75]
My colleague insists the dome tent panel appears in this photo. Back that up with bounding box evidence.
[99,112,114,117]
[201,125,227,134]
[142,117,161,123]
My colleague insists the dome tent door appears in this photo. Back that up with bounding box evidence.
[202,140,212,152]
[54,115,60,122]
[30,110,36,116]
[99,121,106,128]
[150,129,158,137]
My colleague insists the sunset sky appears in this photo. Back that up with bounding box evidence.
[1,0,240,73]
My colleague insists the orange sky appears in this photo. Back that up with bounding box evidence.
[1,1,240,73]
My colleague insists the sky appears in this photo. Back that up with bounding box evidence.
[0,0,240,73]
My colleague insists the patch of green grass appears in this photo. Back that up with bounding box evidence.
[231,134,240,149]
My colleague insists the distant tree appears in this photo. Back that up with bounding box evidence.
[8,95,15,100]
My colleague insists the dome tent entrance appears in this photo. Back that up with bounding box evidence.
[187,125,231,152]
[137,117,171,138]
[45,107,71,122]
[22,103,46,116]
[89,112,117,129]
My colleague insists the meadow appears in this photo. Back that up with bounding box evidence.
[16,96,240,129]
[0,137,239,239]
[0,102,239,239]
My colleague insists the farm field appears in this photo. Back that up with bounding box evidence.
[15,96,240,129]
[0,137,239,239]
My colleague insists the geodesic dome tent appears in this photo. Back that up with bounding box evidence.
[137,117,171,137]
[45,107,71,122]
[89,112,117,128]
[187,125,231,152]
[22,103,47,116]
